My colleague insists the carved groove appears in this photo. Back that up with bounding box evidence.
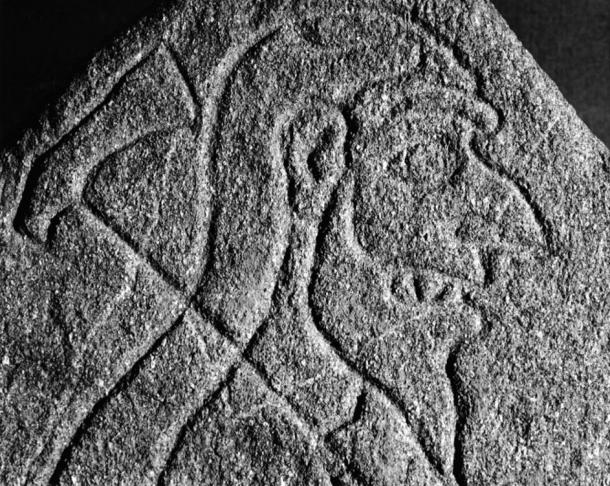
[48,309,189,485]
[84,190,185,291]
[446,345,468,486]
[476,152,556,255]
[156,365,238,486]
[302,121,448,480]
[11,52,156,234]
[165,43,203,117]
[2,4,570,485]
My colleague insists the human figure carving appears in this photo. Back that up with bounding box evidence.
[4,2,602,484]
[311,76,548,480]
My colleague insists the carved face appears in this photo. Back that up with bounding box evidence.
[350,77,544,287]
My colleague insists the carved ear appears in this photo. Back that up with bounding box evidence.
[282,104,347,213]
[15,45,197,244]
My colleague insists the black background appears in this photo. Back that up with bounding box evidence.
[1,0,609,147]
[493,0,610,147]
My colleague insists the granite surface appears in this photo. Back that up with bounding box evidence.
[1,1,610,485]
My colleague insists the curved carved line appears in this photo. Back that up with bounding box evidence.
[7,46,158,231]
[46,309,189,485]
[475,154,556,255]
[197,25,283,287]
[43,27,288,484]
[156,365,238,486]
[13,44,197,242]
[306,185,448,483]
[446,343,469,486]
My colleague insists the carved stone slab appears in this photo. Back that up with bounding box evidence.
[1,1,609,485]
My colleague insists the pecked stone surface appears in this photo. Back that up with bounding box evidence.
[1,0,609,484]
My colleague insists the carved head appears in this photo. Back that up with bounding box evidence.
[349,76,545,290]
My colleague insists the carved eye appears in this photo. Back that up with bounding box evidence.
[387,141,462,193]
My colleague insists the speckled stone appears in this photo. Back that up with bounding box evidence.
[1,1,609,485]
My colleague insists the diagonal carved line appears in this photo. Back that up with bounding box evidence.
[157,238,366,483]
[83,194,185,291]
[156,365,239,486]
[47,308,190,485]
[163,42,203,115]
[12,47,159,236]
[47,24,299,486]
[156,330,367,486]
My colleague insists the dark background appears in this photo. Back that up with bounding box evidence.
[493,0,610,147]
[1,0,609,147]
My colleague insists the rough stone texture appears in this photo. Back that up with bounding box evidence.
[1,1,609,485]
